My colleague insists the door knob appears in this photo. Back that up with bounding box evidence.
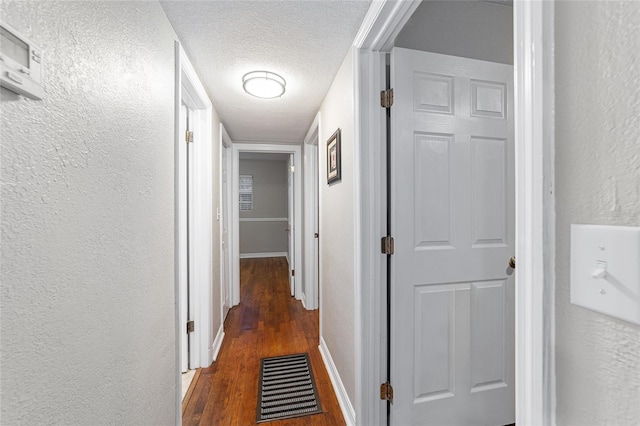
[509,256,516,269]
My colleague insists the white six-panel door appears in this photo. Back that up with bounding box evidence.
[390,48,515,425]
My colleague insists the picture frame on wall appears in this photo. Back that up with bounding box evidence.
[327,128,341,185]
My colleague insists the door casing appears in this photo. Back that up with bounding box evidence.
[351,1,556,425]
[174,41,214,424]
[230,143,303,305]
[303,112,321,310]
[220,124,233,323]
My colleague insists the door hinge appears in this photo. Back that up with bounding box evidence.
[186,320,195,333]
[185,130,194,143]
[380,382,394,402]
[291,269,295,277]
[381,236,394,255]
[380,89,394,108]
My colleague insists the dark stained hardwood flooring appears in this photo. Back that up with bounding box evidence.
[182,257,345,426]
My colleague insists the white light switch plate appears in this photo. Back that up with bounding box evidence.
[570,224,640,325]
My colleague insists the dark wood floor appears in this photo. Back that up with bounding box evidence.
[182,257,345,426]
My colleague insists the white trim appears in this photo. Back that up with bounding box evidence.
[239,217,288,222]
[353,46,388,426]
[300,292,307,310]
[174,41,214,425]
[353,2,422,423]
[353,0,421,51]
[181,45,214,370]
[353,0,556,424]
[211,325,225,362]
[220,124,233,325]
[173,41,182,426]
[319,337,355,426]
[303,112,320,311]
[232,143,303,304]
[239,252,288,259]
[514,1,556,424]
[352,4,423,424]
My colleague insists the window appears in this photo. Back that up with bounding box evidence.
[239,175,253,211]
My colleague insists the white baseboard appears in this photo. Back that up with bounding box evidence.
[211,324,225,362]
[300,292,307,309]
[319,337,355,426]
[239,252,287,259]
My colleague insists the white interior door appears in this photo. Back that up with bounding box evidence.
[287,154,295,296]
[221,144,231,320]
[390,48,515,425]
[312,145,319,308]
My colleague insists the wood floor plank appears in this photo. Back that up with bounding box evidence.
[183,257,345,426]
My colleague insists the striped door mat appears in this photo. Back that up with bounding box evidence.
[256,353,323,422]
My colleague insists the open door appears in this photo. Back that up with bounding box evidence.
[389,48,515,425]
[287,154,295,296]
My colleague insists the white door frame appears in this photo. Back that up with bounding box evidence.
[174,42,214,424]
[220,124,233,323]
[303,113,321,310]
[352,1,556,425]
[230,143,303,306]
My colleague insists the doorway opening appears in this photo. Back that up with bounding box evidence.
[229,143,303,305]
[353,1,555,425]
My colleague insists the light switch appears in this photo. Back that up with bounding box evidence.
[570,224,640,325]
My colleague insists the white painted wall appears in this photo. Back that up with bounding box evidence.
[394,0,513,65]
[319,47,356,404]
[555,2,640,424]
[0,1,178,423]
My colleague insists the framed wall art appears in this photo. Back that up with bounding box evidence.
[326,128,341,185]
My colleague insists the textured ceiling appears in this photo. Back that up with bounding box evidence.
[160,0,371,143]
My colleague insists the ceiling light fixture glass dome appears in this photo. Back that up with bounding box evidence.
[242,71,286,99]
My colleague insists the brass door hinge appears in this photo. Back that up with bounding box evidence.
[186,130,194,143]
[380,89,394,108]
[381,236,394,255]
[187,320,195,333]
[380,382,394,402]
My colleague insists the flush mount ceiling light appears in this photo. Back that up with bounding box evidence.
[242,71,286,99]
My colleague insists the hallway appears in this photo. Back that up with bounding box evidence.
[182,257,345,425]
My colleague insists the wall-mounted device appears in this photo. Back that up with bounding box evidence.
[0,21,43,100]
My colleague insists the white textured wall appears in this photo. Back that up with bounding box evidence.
[555,2,640,424]
[394,0,513,65]
[1,1,178,424]
[319,47,356,404]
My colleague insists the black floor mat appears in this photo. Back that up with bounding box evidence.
[256,353,323,422]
